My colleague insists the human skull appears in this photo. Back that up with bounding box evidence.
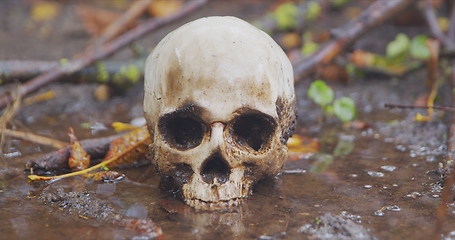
[143,16,296,210]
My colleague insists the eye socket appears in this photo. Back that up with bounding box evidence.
[231,113,276,151]
[159,115,205,150]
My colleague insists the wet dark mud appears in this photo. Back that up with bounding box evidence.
[1,1,455,240]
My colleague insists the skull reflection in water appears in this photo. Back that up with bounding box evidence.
[143,16,296,210]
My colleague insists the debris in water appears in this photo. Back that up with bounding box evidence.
[299,213,374,239]
[373,209,385,217]
[366,171,384,177]
[282,169,307,174]
[380,165,396,172]
[386,205,401,212]
[406,192,422,199]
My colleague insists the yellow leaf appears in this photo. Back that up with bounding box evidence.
[287,135,319,154]
[148,0,183,18]
[31,2,60,22]
[68,127,90,171]
[112,121,140,132]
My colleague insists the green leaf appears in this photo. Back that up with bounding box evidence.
[301,32,319,55]
[410,35,430,60]
[330,0,350,8]
[308,80,334,108]
[306,2,321,21]
[274,3,298,30]
[333,97,356,122]
[386,33,410,60]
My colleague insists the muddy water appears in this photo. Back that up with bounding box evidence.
[1,113,454,239]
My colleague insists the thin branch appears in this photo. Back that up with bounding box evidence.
[25,134,119,174]
[448,3,455,41]
[293,0,417,82]
[92,0,152,47]
[433,62,455,240]
[0,128,67,149]
[421,0,455,50]
[0,0,207,109]
[0,58,146,89]
[384,103,455,112]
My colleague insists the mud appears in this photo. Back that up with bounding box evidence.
[1,1,455,240]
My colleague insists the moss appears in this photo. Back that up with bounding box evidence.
[95,62,109,83]
[274,3,298,31]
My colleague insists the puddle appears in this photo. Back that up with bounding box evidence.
[2,114,455,239]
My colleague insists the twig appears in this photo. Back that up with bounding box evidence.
[92,0,151,47]
[448,3,455,41]
[432,60,455,240]
[384,103,455,112]
[0,0,207,109]
[292,0,417,82]
[25,134,119,174]
[28,133,143,181]
[0,128,67,149]
[23,90,55,106]
[0,58,146,89]
[421,0,455,51]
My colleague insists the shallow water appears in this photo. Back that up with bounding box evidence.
[1,122,454,239]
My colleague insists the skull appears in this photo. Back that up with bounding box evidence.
[143,16,296,210]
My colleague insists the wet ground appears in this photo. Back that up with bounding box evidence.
[1,1,455,240]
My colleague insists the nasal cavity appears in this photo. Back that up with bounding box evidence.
[201,154,230,184]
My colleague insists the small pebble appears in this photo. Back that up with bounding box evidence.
[386,205,401,212]
[373,210,384,217]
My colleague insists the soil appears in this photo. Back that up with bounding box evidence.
[1,1,455,240]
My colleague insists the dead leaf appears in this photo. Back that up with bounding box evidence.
[76,4,128,37]
[319,63,349,84]
[148,0,183,17]
[68,127,90,171]
[102,126,151,167]
[31,1,60,22]
[287,135,319,161]
[279,32,301,50]
[85,171,125,182]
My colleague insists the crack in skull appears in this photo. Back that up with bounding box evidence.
[144,16,296,210]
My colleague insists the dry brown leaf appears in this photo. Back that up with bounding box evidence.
[148,0,183,18]
[319,63,349,84]
[287,135,319,161]
[68,127,90,171]
[76,4,130,37]
[102,126,151,167]
[86,171,125,182]
[279,32,301,50]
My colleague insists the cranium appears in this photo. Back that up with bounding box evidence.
[144,16,296,210]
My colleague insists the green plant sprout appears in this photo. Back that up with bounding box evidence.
[308,80,356,122]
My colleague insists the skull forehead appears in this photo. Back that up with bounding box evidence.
[144,16,293,121]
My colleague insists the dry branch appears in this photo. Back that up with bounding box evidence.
[93,0,152,46]
[0,0,207,109]
[0,59,146,89]
[433,61,455,240]
[25,134,119,174]
[0,128,67,149]
[421,0,455,51]
[292,0,417,82]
